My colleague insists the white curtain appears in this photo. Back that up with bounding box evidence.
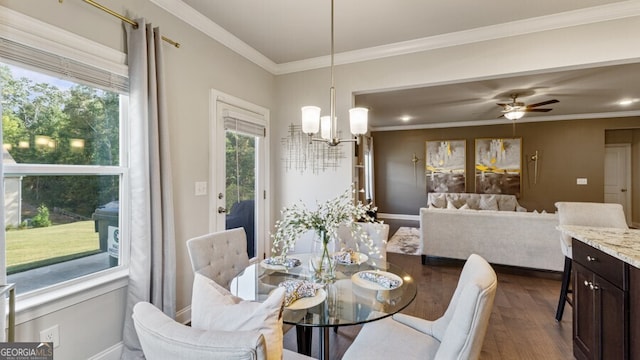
[121,20,176,359]
[0,100,6,341]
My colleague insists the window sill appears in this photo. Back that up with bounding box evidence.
[15,268,129,325]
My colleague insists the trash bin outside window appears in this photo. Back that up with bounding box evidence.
[92,201,119,267]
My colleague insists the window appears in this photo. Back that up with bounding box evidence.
[1,44,128,294]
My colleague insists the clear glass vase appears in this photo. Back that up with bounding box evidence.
[309,230,336,283]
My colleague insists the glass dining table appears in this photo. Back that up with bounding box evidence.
[230,253,417,359]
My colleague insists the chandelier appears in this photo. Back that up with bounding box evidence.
[300,0,368,146]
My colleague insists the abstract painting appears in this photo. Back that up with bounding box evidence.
[475,138,522,196]
[425,140,466,193]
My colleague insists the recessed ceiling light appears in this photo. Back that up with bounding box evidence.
[400,116,411,122]
[618,98,639,106]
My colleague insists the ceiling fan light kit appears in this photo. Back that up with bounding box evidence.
[498,94,559,120]
[300,0,368,147]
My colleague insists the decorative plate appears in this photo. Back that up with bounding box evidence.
[334,251,369,265]
[286,288,327,310]
[260,257,301,270]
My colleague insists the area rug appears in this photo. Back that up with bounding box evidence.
[387,227,421,255]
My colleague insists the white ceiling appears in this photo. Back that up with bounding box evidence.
[160,0,640,129]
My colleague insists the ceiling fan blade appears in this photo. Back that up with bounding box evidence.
[525,108,553,112]
[526,99,559,108]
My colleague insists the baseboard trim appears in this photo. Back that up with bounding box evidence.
[176,304,191,325]
[88,342,123,360]
[377,213,420,221]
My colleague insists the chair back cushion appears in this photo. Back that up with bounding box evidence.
[433,254,497,360]
[186,228,250,289]
[191,273,285,360]
[337,222,389,267]
[132,301,267,360]
[555,202,628,257]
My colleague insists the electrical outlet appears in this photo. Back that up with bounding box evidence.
[195,181,207,196]
[40,325,60,348]
[577,178,588,185]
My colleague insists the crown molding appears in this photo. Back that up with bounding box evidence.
[370,110,640,132]
[151,1,640,75]
[148,0,279,74]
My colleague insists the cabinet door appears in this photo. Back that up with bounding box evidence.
[629,266,640,359]
[596,272,626,359]
[574,262,597,360]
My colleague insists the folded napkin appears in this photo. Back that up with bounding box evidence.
[278,280,321,306]
[358,271,401,289]
[264,257,301,268]
[334,249,359,264]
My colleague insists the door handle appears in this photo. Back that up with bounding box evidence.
[621,189,628,192]
[218,206,227,214]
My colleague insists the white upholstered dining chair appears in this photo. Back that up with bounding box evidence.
[133,302,312,360]
[554,201,628,321]
[342,254,497,360]
[186,227,250,289]
[337,222,389,267]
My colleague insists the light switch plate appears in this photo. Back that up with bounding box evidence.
[195,181,207,196]
[576,178,588,185]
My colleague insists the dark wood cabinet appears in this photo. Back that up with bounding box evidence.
[572,239,628,360]
[630,266,640,359]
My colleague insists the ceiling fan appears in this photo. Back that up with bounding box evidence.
[497,94,559,120]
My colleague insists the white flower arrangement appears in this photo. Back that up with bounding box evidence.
[271,186,378,256]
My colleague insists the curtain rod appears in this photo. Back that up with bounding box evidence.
[60,0,181,48]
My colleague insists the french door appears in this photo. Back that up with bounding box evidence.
[211,90,269,260]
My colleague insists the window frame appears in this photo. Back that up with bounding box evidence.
[0,5,131,323]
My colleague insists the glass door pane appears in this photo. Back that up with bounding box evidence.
[224,129,257,258]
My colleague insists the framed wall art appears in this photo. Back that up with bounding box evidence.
[425,140,466,193]
[474,137,522,196]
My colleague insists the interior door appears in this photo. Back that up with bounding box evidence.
[604,145,631,225]
[212,92,269,260]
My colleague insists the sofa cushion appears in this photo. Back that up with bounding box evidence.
[191,273,285,360]
[498,196,517,211]
[479,196,498,211]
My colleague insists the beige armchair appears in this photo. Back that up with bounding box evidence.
[554,201,628,321]
[342,254,497,360]
[133,302,312,360]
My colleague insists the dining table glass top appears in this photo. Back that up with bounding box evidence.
[230,253,417,328]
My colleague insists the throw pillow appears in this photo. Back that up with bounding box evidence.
[498,196,517,211]
[479,195,498,211]
[430,193,447,209]
[446,200,458,210]
[459,203,471,210]
[191,273,285,360]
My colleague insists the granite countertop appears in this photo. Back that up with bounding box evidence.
[559,225,640,269]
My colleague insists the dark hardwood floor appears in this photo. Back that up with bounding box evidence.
[283,252,573,359]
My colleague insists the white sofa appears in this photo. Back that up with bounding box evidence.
[420,193,564,271]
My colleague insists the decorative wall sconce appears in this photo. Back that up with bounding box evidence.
[282,124,345,174]
[530,150,539,184]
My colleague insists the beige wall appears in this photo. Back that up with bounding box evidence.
[372,117,640,224]
[2,0,275,358]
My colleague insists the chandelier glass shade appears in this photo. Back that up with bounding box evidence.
[300,0,368,146]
